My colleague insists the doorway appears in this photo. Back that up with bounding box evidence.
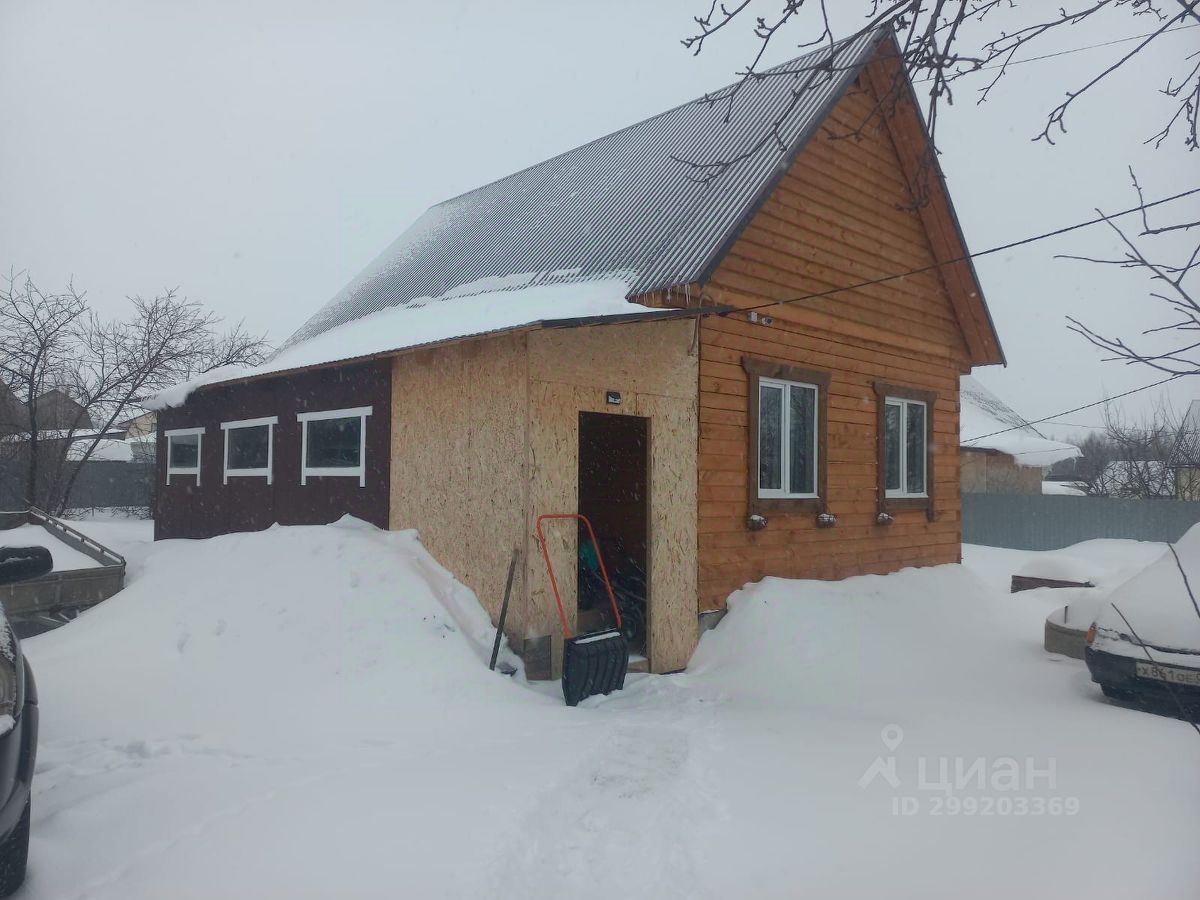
[577,412,649,656]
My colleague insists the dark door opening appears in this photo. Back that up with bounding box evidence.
[578,412,649,656]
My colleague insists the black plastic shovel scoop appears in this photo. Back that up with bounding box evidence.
[536,513,628,707]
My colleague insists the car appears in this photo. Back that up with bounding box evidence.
[1085,524,1200,722]
[0,546,46,896]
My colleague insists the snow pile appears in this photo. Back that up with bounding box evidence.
[19,525,1199,899]
[149,275,652,409]
[28,517,522,745]
[966,540,1166,634]
[1092,523,1200,659]
[0,523,102,571]
[1014,553,1095,584]
[960,375,1080,467]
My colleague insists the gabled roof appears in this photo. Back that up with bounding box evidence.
[283,29,885,350]
[960,376,1080,467]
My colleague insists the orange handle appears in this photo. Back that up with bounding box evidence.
[535,513,623,640]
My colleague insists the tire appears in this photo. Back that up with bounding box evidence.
[0,799,30,897]
[1101,685,1138,703]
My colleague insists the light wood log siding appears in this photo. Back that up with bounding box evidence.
[695,81,970,611]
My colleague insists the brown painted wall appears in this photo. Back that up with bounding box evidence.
[695,79,970,611]
[155,361,391,540]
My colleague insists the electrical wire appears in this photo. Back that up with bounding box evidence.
[963,374,1183,442]
[737,187,1200,316]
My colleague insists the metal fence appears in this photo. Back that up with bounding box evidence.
[962,493,1200,551]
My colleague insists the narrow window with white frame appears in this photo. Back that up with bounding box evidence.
[221,416,277,484]
[165,427,205,485]
[883,397,928,497]
[298,406,372,487]
[757,377,819,499]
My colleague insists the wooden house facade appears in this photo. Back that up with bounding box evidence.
[154,31,1004,678]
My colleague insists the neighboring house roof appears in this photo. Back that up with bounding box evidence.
[31,388,93,432]
[959,375,1080,468]
[1168,398,1200,468]
[283,29,885,351]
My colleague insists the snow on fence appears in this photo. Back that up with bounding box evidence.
[962,493,1200,551]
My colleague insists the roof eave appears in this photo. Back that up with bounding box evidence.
[181,306,732,397]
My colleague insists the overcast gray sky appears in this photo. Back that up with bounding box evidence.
[0,0,1196,441]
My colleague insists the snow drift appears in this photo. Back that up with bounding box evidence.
[27,517,525,749]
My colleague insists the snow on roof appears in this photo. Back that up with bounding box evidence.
[148,275,672,409]
[959,375,1080,467]
[68,438,134,462]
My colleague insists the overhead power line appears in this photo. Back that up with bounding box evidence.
[912,24,1200,82]
[739,186,1200,315]
[963,375,1183,443]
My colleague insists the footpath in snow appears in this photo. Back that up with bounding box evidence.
[14,518,1199,900]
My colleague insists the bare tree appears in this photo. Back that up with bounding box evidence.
[1062,398,1182,496]
[0,273,88,508]
[680,1,1199,200]
[0,273,269,512]
[1065,172,1200,375]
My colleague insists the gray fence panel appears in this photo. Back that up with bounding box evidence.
[962,493,1200,551]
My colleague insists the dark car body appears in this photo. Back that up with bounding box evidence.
[0,651,36,842]
[1085,642,1200,719]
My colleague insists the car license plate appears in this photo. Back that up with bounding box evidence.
[1135,661,1200,687]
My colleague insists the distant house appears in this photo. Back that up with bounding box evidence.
[117,411,156,440]
[959,376,1079,495]
[29,389,92,433]
[0,382,23,438]
[152,30,1007,677]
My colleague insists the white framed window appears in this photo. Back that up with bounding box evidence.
[884,398,928,498]
[757,377,819,499]
[297,406,372,487]
[221,416,277,484]
[165,427,205,485]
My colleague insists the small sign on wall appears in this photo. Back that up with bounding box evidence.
[605,390,622,406]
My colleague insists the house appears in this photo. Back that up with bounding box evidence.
[959,376,1080,494]
[152,30,1006,678]
[29,389,93,433]
[0,382,23,438]
[117,411,156,440]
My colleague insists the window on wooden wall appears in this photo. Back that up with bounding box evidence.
[884,399,927,497]
[221,416,277,485]
[297,406,372,487]
[742,357,830,515]
[165,427,205,485]
[873,383,937,520]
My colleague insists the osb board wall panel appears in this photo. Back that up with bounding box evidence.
[389,332,530,637]
[526,320,698,675]
[697,81,970,612]
[155,361,391,540]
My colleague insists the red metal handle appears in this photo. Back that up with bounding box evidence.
[535,513,623,640]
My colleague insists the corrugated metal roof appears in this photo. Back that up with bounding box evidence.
[283,29,885,349]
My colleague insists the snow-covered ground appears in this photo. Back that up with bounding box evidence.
[17,521,1198,899]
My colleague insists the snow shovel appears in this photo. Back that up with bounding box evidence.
[535,513,628,707]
